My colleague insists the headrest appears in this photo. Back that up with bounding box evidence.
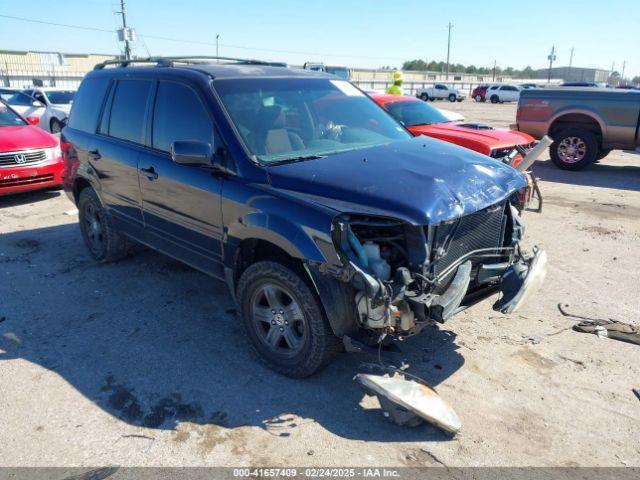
[256,105,284,130]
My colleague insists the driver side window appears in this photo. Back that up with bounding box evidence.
[152,81,215,153]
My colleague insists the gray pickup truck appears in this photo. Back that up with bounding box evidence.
[516,88,640,170]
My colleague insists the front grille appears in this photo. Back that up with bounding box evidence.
[431,202,507,293]
[0,173,54,187]
[0,150,46,167]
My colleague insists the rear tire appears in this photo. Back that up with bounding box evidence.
[419,93,429,101]
[236,261,342,378]
[50,118,62,134]
[448,94,456,102]
[549,127,599,170]
[474,94,482,102]
[78,188,129,262]
[490,95,499,104]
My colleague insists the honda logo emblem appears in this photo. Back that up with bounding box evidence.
[14,153,26,164]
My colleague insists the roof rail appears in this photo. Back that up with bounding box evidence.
[93,56,286,70]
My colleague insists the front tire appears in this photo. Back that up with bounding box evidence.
[50,118,62,134]
[237,261,341,378]
[549,127,599,170]
[474,94,482,102]
[78,188,129,262]
[448,94,456,102]
[420,93,429,101]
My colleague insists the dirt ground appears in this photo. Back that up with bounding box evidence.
[1,100,639,467]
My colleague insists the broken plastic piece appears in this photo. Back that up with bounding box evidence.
[355,373,461,434]
[494,247,547,314]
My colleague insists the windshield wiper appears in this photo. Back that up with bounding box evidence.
[266,154,326,166]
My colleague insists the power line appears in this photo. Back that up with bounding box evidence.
[0,13,398,61]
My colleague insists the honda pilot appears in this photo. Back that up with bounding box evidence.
[62,57,546,378]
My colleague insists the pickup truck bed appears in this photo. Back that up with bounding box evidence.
[516,88,640,170]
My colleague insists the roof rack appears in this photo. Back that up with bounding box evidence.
[93,56,286,70]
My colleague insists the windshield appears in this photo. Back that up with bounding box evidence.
[0,103,27,126]
[384,100,450,127]
[215,78,410,164]
[0,90,36,106]
[325,67,350,80]
[45,90,75,104]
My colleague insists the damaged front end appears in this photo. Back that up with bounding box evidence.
[329,201,546,341]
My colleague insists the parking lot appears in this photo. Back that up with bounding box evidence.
[1,100,639,467]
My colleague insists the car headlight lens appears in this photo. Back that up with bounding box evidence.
[45,145,62,161]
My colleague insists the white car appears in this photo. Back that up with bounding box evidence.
[416,84,466,102]
[486,84,521,103]
[0,88,47,123]
[22,87,76,133]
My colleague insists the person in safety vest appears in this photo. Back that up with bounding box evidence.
[386,70,404,95]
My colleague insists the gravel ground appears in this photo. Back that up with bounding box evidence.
[1,100,639,467]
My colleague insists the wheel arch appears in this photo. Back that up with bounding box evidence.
[549,111,605,145]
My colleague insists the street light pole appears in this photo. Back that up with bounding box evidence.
[216,34,220,61]
[547,45,556,83]
[492,59,497,82]
[569,47,574,68]
[445,22,452,80]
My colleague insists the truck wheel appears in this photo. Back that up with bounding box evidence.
[78,188,129,262]
[237,261,342,378]
[448,94,456,102]
[490,95,499,104]
[550,128,599,170]
[474,94,482,102]
[420,93,429,101]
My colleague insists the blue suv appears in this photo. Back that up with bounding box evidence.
[62,57,546,377]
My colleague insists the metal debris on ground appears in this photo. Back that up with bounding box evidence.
[633,389,640,402]
[558,303,640,346]
[355,370,461,435]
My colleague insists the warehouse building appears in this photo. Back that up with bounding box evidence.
[0,50,118,88]
[533,66,610,83]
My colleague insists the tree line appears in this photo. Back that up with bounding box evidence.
[398,59,535,78]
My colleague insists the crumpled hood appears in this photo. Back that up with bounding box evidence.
[267,137,526,225]
[411,122,534,148]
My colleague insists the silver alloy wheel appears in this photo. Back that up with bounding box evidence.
[557,136,587,163]
[250,283,307,357]
[51,119,61,133]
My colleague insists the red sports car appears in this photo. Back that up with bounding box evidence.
[471,84,490,102]
[371,93,541,210]
[371,93,536,165]
[0,100,63,196]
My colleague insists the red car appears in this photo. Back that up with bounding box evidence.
[371,93,541,209]
[471,85,490,102]
[0,100,63,196]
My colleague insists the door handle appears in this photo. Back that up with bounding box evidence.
[88,149,101,161]
[140,166,158,180]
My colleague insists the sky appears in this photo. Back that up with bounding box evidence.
[0,0,638,78]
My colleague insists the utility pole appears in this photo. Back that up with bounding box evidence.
[547,45,556,83]
[445,22,453,80]
[216,34,220,60]
[119,0,132,60]
[492,59,497,82]
[621,60,626,81]
[569,47,574,68]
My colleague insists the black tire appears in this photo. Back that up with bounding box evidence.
[50,118,62,134]
[456,98,464,102]
[428,97,435,102]
[474,94,482,102]
[236,261,342,378]
[78,188,129,262]
[549,127,599,171]
[490,95,499,104]
[420,93,429,101]
[448,94,456,102]
[595,149,611,161]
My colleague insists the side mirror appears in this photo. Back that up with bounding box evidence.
[32,100,45,108]
[171,140,212,166]
[26,116,40,126]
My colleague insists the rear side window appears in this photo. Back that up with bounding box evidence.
[68,77,110,133]
[152,81,214,153]
[108,79,152,144]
